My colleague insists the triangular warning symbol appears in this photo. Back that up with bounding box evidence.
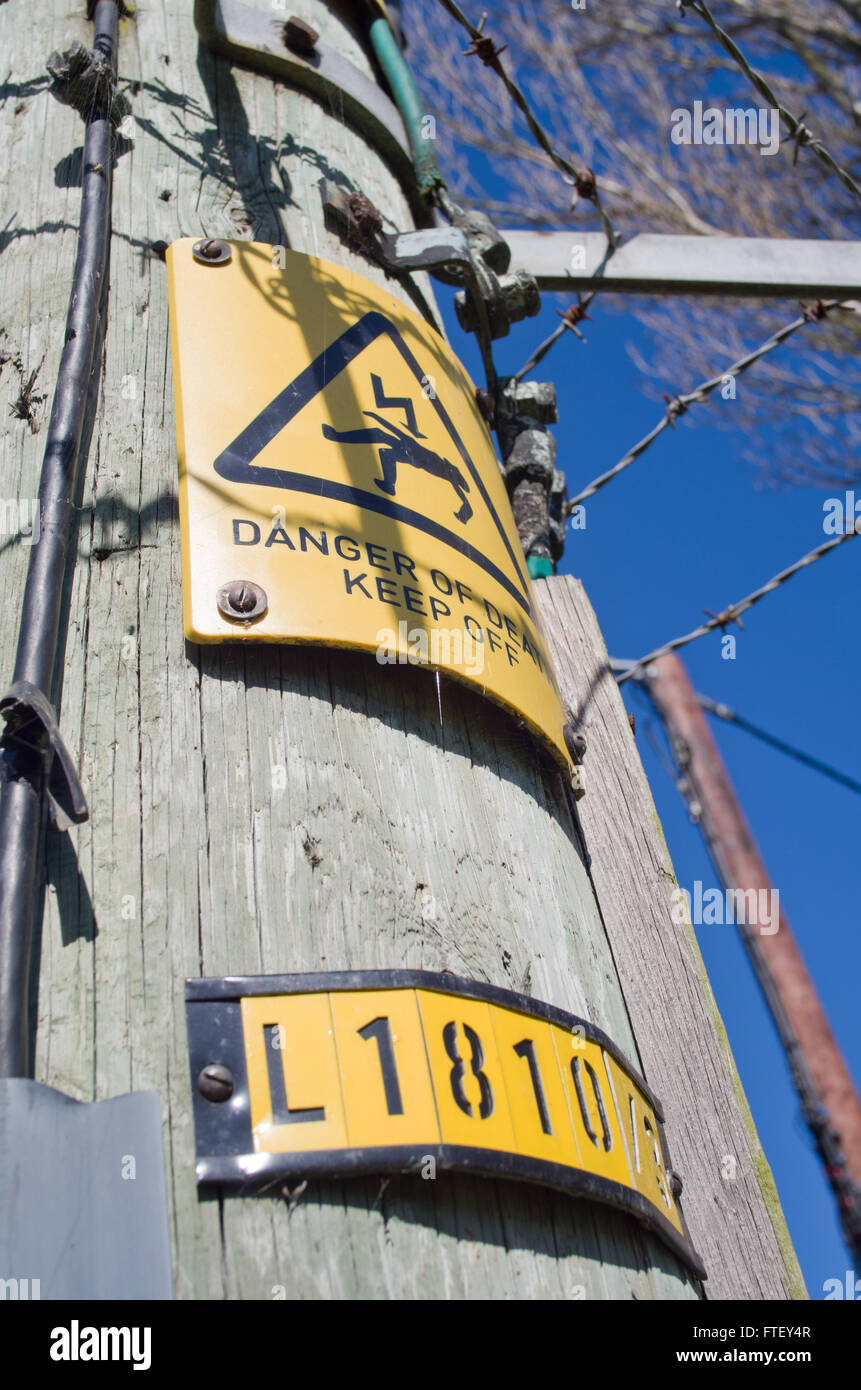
[213,310,532,617]
[168,239,574,776]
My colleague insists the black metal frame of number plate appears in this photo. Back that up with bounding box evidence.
[185,968,707,1281]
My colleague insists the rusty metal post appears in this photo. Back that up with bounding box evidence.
[646,653,861,1255]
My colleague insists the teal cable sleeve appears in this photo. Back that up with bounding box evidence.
[367,15,445,201]
[527,556,555,579]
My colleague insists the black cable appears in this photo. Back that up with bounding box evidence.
[0,0,119,1078]
[697,694,861,798]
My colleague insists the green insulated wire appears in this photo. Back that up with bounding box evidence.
[366,13,446,203]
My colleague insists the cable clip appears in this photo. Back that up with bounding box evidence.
[0,682,89,831]
[46,40,129,125]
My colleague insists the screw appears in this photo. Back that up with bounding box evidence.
[668,1168,684,1200]
[228,583,255,613]
[192,238,232,265]
[217,579,268,623]
[283,16,319,55]
[198,1063,234,1102]
[563,721,587,763]
[475,387,495,425]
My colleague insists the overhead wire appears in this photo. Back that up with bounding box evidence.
[426,2,859,689]
[630,673,861,798]
[695,694,861,797]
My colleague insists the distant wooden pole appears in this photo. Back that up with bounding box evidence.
[646,654,861,1254]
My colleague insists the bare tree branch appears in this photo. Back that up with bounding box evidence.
[407,0,861,483]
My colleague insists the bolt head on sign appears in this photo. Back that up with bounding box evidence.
[166,240,575,777]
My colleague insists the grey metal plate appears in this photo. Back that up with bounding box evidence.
[194,0,423,213]
[0,1080,173,1300]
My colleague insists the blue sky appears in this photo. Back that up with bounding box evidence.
[435,277,859,1299]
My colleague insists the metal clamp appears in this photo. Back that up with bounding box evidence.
[319,179,473,278]
[430,208,512,285]
[0,682,88,831]
[319,181,539,350]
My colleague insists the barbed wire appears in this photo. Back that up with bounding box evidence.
[695,693,861,797]
[678,0,861,204]
[514,294,596,381]
[564,299,845,513]
[614,526,859,685]
[433,0,619,251]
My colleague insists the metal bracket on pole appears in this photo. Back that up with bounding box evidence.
[320,180,541,345]
[193,0,426,215]
[319,177,472,274]
[504,230,861,298]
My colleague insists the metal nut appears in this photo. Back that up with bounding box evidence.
[563,722,587,763]
[454,267,540,341]
[217,580,268,624]
[197,1064,234,1103]
[475,387,495,425]
[283,16,319,55]
[501,267,541,323]
[503,379,558,425]
[192,238,232,265]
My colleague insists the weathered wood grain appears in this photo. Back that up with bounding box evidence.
[0,0,796,1299]
[535,576,806,1300]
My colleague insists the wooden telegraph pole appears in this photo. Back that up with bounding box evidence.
[0,0,805,1299]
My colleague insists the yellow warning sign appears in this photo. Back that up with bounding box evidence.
[167,240,573,772]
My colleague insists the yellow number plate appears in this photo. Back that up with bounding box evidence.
[186,970,704,1278]
[166,240,576,779]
